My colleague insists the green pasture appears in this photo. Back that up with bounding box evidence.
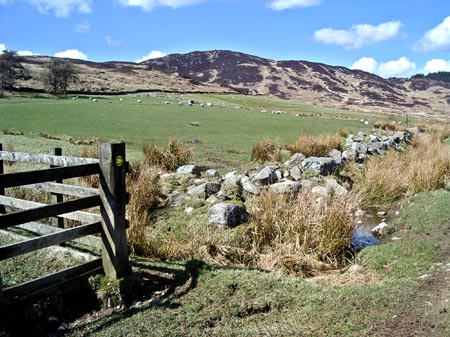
[0,94,375,167]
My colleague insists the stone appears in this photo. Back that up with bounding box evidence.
[311,185,330,197]
[289,165,303,181]
[242,180,260,195]
[371,221,390,237]
[187,182,221,199]
[351,142,368,155]
[329,149,342,165]
[342,150,356,161]
[345,264,364,275]
[205,169,220,178]
[269,181,301,194]
[166,192,187,207]
[301,157,339,176]
[284,152,306,166]
[208,203,248,228]
[176,164,201,177]
[252,166,278,185]
[325,178,347,195]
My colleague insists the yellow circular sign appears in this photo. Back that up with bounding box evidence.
[115,155,124,167]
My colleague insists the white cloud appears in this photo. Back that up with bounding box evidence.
[137,50,167,63]
[17,50,35,56]
[351,56,416,78]
[423,59,450,73]
[28,0,92,17]
[267,0,323,10]
[0,43,6,52]
[54,49,88,60]
[105,36,122,46]
[351,57,378,74]
[378,57,416,78]
[117,0,202,11]
[76,21,91,33]
[416,16,450,51]
[314,21,403,49]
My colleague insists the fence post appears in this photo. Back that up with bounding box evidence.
[0,144,5,214]
[98,142,130,279]
[51,148,64,228]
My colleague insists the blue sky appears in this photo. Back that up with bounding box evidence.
[1,0,450,78]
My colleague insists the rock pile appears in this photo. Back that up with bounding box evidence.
[158,130,412,228]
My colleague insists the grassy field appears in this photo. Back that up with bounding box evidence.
[0,93,380,167]
[63,189,449,336]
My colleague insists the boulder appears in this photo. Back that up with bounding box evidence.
[269,181,301,194]
[252,166,278,185]
[284,152,306,166]
[241,177,261,195]
[187,182,221,199]
[208,203,248,228]
[301,157,339,176]
[289,165,303,181]
[176,164,201,177]
[329,149,343,165]
[324,178,347,195]
[205,169,220,178]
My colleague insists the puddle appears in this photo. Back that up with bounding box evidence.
[351,210,394,251]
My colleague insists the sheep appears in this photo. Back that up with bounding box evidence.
[92,98,97,102]
[137,99,142,103]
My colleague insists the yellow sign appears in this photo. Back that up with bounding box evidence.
[115,155,124,167]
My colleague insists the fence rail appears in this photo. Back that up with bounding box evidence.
[0,142,130,304]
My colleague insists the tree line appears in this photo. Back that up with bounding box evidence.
[0,50,77,97]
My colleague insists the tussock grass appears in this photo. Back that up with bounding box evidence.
[143,138,191,172]
[251,138,282,163]
[248,190,359,275]
[350,126,450,208]
[127,165,166,256]
[289,133,342,157]
[373,120,400,131]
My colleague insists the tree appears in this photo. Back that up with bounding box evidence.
[42,58,77,95]
[0,50,21,97]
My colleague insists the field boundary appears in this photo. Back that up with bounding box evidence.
[0,142,130,305]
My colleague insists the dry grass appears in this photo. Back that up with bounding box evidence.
[126,165,166,256]
[251,138,282,163]
[349,125,450,208]
[373,120,399,131]
[247,190,359,276]
[337,127,354,138]
[143,138,191,172]
[78,146,100,188]
[289,133,342,157]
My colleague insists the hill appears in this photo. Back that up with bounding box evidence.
[13,50,450,119]
[144,50,450,119]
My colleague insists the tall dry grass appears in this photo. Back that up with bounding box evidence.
[248,190,359,275]
[251,138,282,163]
[289,133,342,157]
[127,165,166,256]
[143,138,191,172]
[350,125,450,208]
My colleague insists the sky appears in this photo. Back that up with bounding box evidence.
[1,0,450,78]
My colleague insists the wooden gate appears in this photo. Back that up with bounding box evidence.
[0,142,131,304]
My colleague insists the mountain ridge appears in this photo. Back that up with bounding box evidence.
[13,50,450,120]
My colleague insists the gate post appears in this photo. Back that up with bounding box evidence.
[0,144,5,214]
[99,142,131,279]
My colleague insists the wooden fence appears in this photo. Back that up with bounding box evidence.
[0,142,131,304]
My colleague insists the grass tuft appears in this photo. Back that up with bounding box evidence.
[143,138,191,172]
[289,133,342,157]
[251,138,282,163]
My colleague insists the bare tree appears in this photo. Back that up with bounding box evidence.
[0,50,21,97]
[42,58,77,95]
